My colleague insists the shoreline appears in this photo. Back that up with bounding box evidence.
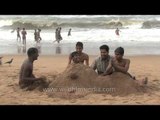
[0,53,160,58]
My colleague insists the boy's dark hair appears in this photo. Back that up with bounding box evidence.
[115,47,124,55]
[27,47,38,57]
[100,45,109,52]
[76,42,83,48]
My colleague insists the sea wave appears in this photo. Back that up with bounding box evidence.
[0,20,123,30]
[141,20,160,28]
[1,15,160,29]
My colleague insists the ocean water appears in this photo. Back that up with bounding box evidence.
[0,15,160,56]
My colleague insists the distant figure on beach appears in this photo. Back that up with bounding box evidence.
[91,45,113,75]
[106,47,148,85]
[58,27,62,40]
[55,28,58,42]
[21,28,27,45]
[16,27,21,43]
[68,28,72,36]
[54,27,63,43]
[19,47,49,91]
[37,29,42,43]
[34,29,38,43]
[115,28,120,36]
[68,42,89,66]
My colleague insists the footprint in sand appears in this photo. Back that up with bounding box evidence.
[70,99,77,103]
[42,66,47,68]
[153,79,159,82]
[7,84,14,87]
[122,101,129,103]
[102,98,109,100]
[135,101,142,104]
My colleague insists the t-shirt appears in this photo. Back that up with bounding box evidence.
[91,55,113,74]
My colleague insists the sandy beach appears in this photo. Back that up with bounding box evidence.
[0,54,160,105]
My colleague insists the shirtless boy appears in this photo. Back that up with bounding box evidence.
[68,42,89,66]
[19,47,49,90]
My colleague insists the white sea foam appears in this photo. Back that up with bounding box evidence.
[0,15,160,56]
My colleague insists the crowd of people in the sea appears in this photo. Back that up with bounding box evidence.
[15,27,120,46]
[15,27,73,45]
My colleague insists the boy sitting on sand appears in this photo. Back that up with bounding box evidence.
[68,42,89,66]
[19,47,49,91]
[106,47,148,85]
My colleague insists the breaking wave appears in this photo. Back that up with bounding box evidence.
[0,15,160,29]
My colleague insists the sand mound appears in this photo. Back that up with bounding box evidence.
[48,64,147,99]
[48,64,98,99]
[93,72,147,96]
[49,64,98,88]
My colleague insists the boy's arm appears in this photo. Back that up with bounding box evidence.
[102,59,113,76]
[68,54,72,65]
[90,59,96,70]
[85,55,89,66]
[112,59,130,74]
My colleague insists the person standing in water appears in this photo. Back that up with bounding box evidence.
[68,28,72,36]
[115,28,120,36]
[21,28,27,45]
[17,27,21,43]
[37,29,42,43]
[34,29,38,43]
[54,27,63,43]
